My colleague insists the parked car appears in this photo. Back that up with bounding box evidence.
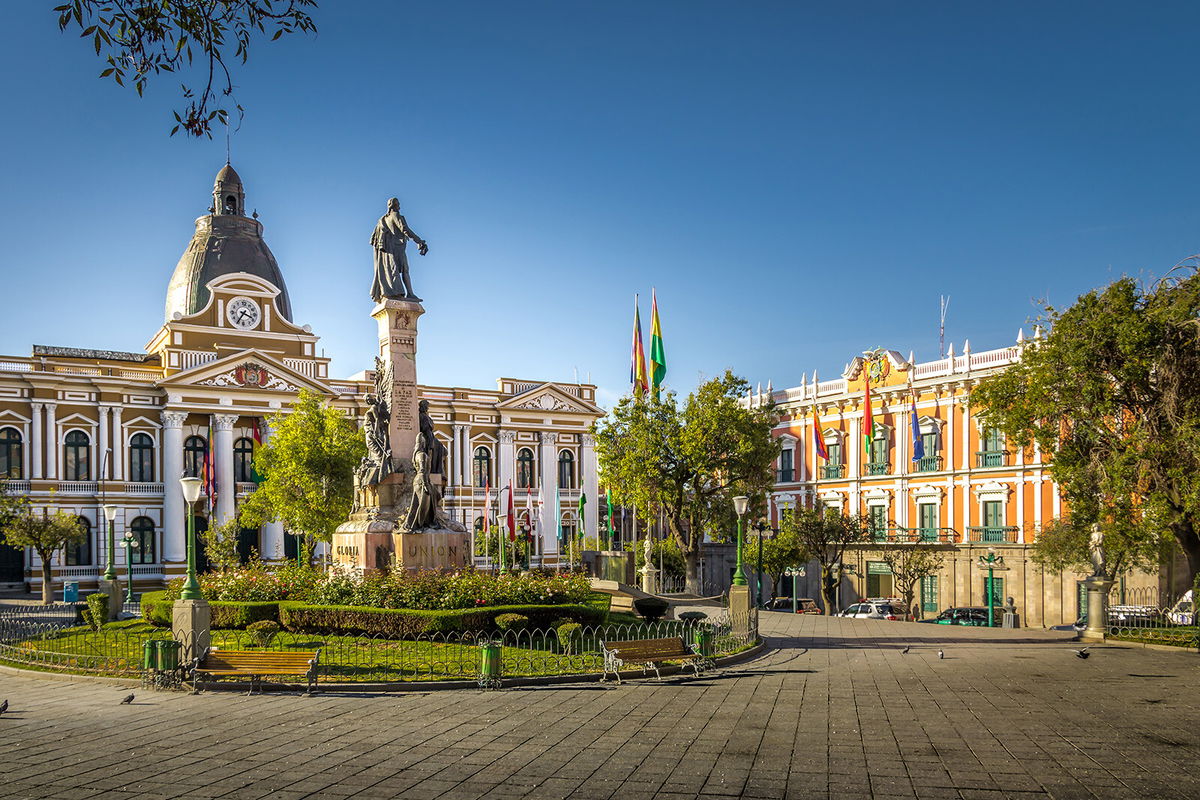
[933,607,994,626]
[838,601,902,620]
[767,597,822,614]
[1167,590,1194,625]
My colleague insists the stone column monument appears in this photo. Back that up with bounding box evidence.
[331,198,470,574]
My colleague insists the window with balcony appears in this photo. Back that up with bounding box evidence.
[867,427,890,475]
[234,437,255,483]
[968,500,1015,542]
[183,435,208,478]
[918,503,938,542]
[916,431,941,471]
[977,427,1007,467]
[0,427,21,479]
[64,430,90,481]
[920,575,938,612]
[822,442,843,479]
[777,448,794,483]
[558,450,575,489]
[516,448,535,489]
[129,516,156,564]
[869,505,887,541]
[129,433,155,483]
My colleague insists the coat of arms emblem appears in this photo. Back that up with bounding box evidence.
[235,362,268,387]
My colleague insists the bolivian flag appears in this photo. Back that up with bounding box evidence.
[631,295,649,399]
[650,289,666,400]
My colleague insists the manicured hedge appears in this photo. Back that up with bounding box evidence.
[278,601,606,637]
[140,590,280,629]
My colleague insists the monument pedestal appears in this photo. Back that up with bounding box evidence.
[394,530,472,571]
[1080,577,1115,643]
[172,599,211,662]
[96,578,122,620]
[728,584,753,637]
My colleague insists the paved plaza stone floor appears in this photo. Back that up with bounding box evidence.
[2,613,1200,800]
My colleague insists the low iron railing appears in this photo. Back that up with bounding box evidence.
[821,464,845,479]
[914,455,942,472]
[965,525,1019,543]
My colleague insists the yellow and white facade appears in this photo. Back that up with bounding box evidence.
[0,166,602,593]
[763,341,1164,627]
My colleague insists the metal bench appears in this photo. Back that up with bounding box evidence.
[192,648,320,694]
[600,636,709,685]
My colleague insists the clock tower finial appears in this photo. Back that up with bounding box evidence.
[213,163,245,216]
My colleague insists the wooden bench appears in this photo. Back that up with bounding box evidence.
[191,648,320,694]
[600,636,710,685]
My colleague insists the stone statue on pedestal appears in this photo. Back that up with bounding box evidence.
[1089,523,1106,577]
[403,433,436,531]
[370,197,428,303]
[353,358,395,512]
[418,399,447,476]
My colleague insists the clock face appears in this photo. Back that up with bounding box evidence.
[226,296,261,330]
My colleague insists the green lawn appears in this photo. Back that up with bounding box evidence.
[1108,626,1198,648]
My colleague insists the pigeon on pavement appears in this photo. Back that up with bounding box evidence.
[0,699,8,716]
[937,649,944,659]
[120,693,135,705]
[1073,647,1090,659]
[901,645,911,654]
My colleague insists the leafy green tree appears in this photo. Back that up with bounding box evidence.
[199,517,244,573]
[972,272,1200,583]
[239,389,364,564]
[783,507,872,613]
[626,536,687,579]
[55,0,317,137]
[593,371,778,593]
[1030,516,1169,580]
[2,504,86,604]
[877,544,945,620]
[747,520,808,602]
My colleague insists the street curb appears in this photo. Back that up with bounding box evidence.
[0,639,769,694]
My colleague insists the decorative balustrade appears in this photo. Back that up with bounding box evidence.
[866,462,890,476]
[975,450,1009,468]
[821,464,845,479]
[57,481,98,494]
[125,483,164,495]
[283,358,318,377]
[914,455,943,472]
[3,480,31,493]
[178,350,218,370]
[236,482,257,495]
[0,361,34,373]
[966,525,1019,543]
[867,527,958,545]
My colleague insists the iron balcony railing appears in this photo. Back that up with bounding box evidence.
[866,462,890,476]
[966,525,1019,543]
[821,463,845,479]
[869,526,957,545]
[776,468,795,483]
[914,455,942,472]
[975,450,1009,467]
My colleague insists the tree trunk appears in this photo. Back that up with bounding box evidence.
[821,567,840,614]
[1171,517,1200,586]
[684,550,702,595]
[40,553,52,605]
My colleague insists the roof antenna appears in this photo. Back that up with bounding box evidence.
[939,295,951,358]
[225,121,232,165]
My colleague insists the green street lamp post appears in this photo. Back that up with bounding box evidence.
[102,504,118,581]
[784,565,805,614]
[121,530,139,604]
[978,548,1006,628]
[752,520,778,608]
[498,511,508,573]
[179,476,204,601]
[732,496,749,586]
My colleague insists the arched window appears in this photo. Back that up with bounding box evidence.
[234,437,255,483]
[129,433,155,483]
[183,435,208,478]
[64,431,90,481]
[129,516,156,564]
[0,427,22,479]
[558,450,575,489]
[66,517,91,566]
[472,446,492,487]
[516,448,535,489]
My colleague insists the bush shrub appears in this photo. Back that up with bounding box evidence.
[633,597,670,621]
[84,592,108,631]
[278,601,604,637]
[556,621,583,653]
[677,611,708,622]
[247,619,280,647]
[139,590,279,629]
[494,613,530,633]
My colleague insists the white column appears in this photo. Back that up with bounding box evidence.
[213,414,238,527]
[30,402,43,480]
[44,403,58,480]
[539,432,559,555]
[498,430,515,490]
[581,433,599,545]
[161,411,187,563]
[97,406,111,479]
[451,424,464,488]
[110,408,124,481]
[259,420,285,561]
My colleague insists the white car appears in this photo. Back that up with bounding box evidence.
[838,601,902,620]
[1167,590,1194,625]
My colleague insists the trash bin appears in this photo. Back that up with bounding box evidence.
[157,639,182,671]
[63,581,79,603]
[479,642,502,689]
[693,629,714,658]
[142,640,157,671]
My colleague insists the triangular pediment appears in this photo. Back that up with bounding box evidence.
[496,383,601,415]
[158,348,333,395]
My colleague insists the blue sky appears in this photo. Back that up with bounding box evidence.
[2,2,1199,408]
